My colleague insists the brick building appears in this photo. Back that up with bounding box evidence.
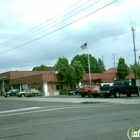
[0,68,135,96]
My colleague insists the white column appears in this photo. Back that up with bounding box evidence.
[43,82,49,96]
[11,86,13,89]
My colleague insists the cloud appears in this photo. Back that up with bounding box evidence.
[0,0,140,73]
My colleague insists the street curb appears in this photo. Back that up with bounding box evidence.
[0,96,140,104]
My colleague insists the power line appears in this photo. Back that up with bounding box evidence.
[0,57,41,64]
[0,0,100,48]
[88,33,132,51]
[1,42,138,66]
[0,0,83,46]
[0,0,118,55]
[2,31,137,65]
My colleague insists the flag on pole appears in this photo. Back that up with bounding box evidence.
[80,42,87,50]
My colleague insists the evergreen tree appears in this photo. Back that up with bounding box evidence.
[117,57,130,80]
[131,62,140,78]
[97,58,106,72]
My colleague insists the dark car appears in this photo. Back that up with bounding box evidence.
[68,89,78,95]
[100,85,111,98]
[109,81,139,98]
[4,89,20,97]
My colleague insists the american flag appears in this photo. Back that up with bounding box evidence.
[80,42,87,50]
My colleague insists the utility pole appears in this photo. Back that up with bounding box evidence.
[102,55,104,63]
[131,26,137,63]
[113,54,115,68]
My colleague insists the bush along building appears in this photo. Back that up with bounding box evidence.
[0,68,135,96]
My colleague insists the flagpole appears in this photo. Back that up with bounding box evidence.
[87,42,91,84]
[80,42,91,84]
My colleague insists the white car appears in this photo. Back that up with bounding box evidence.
[17,89,40,97]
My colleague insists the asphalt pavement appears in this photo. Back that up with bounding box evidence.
[0,95,140,140]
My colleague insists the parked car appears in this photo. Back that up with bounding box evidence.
[89,86,100,97]
[68,89,78,95]
[108,80,139,98]
[17,89,40,97]
[100,85,111,98]
[31,89,40,95]
[96,83,113,87]
[4,89,20,97]
[78,84,93,97]
[88,85,111,98]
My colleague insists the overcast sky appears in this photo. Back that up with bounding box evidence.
[0,0,140,73]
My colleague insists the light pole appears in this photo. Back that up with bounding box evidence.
[131,27,136,63]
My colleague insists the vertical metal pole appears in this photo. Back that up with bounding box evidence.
[87,48,91,84]
[102,55,104,62]
[113,54,115,68]
[132,27,136,63]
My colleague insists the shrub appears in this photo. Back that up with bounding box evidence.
[26,93,37,97]
[59,89,68,95]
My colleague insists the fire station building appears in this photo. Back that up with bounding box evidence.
[0,68,135,96]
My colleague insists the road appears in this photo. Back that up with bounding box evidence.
[0,96,140,140]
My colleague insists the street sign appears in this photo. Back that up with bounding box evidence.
[136,80,140,86]
[136,80,140,96]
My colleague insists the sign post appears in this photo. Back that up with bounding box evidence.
[136,79,140,96]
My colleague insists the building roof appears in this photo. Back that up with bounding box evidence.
[104,68,118,73]
[0,70,135,85]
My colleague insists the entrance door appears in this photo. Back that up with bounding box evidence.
[48,85,54,96]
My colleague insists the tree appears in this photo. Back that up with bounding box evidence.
[131,62,140,78]
[55,57,75,86]
[32,64,55,71]
[71,61,85,83]
[97,58,106,72]
[117,57,130,80]
[71,54,99,73]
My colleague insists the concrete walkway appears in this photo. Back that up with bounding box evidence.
[0,96,140,104]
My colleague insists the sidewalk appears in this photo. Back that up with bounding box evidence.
[0,96,140,104]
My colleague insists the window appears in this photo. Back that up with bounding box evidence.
[56,85,63,90]
[114,82,123,85]
[60,85,63,90]
[86,85,92,88]
[56,85,59,90]
[70,84,76,89]
[79,85,84,89]
[124,82,129,86]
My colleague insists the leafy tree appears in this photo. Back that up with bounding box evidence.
[97,58,106,72]
[32,64,55,71]
[117,57,130,80]
[71,54,99,73]
[131,62,140,78]
[55,57,75,87]
[71,61,85,83]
